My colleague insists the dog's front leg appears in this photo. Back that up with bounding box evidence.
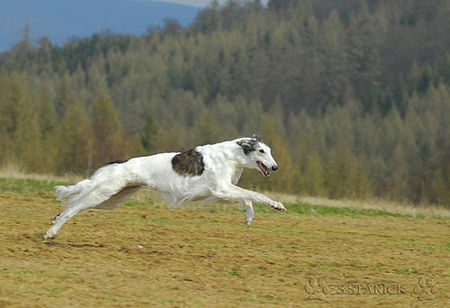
[215,184,286,211]
[242,200,254,226]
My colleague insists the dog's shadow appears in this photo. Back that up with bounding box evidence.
[41,236,106,248]
[69,243,105,248]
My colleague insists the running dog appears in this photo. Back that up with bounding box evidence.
[44,135,286,239]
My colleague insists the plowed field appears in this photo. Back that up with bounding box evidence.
[0,178,448,306]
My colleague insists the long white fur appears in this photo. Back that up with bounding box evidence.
[44,137,286,239]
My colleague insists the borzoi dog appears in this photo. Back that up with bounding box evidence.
[44,135,286,239]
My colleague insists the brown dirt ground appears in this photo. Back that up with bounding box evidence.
[0,192,449,307]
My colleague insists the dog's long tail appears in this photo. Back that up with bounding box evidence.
[54,164,138,210]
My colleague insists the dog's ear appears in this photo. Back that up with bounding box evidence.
[237,139,257,155]
[252,134,263,143]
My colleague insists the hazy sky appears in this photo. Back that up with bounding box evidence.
[151,0,269,8]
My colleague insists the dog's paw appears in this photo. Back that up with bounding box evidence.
[271,201,286,211]
[43,230,56,240]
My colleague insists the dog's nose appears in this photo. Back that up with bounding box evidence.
[272,165,278,171]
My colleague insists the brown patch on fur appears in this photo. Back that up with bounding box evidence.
[172,149,205,176]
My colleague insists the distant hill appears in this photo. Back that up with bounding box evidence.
[0,0,200,51]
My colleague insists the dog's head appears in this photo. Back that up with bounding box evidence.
[236,134,278,176]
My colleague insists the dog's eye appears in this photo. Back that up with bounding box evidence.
[259,149,265,153]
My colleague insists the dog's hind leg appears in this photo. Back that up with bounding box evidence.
[44,205,87,239]
[44,183,142,239]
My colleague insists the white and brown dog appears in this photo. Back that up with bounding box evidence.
[44,135,286,239]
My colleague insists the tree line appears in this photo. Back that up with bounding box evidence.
[0,0,449,206]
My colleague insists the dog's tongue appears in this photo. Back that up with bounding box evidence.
[257,161,270,176]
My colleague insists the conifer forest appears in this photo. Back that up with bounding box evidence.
[0,0,449,206]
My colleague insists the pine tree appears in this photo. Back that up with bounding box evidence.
[140,115,157,153]
[57,102,93,174]
[260,115,293,192]
[35,82,58,171]
[0,74,15,166]
[13,74,42,172]
[36,36,53,75]
[326,142,359,199]
[303,152,325,197]
[91,89,129,167]
[387,145,409,201]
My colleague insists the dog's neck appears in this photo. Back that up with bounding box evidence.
[213,139,249,163]
[197,140,248,179]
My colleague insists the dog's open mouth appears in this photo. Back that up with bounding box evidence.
[257,161,270,177]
